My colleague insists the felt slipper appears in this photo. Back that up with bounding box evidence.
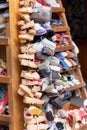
[42,22,52,30]
[68,59,77,66]
[23,96,44,106]
[42,83,54,92]
[62,91,72,101]
[18,21,25,26]
[42,46,54,56]
[64,58,72,67]
[49,70,61,81]
[20,39,27,43]
[19,29,27,34]
[35,92,42,98]
[56,52,64,60]
[0,23,6,29]
[33,42,43,52]
[49,65,61,72]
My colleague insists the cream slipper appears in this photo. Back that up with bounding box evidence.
[32,86,41,93]
[27,124,48,130]
[28,106,42,116]
[21,20,35,30]
[20,14,30,22]
[18,34,34,41]
[18,20,25,26]
[17,88,25,96]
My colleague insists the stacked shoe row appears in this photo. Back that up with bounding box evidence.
[0,0,9,37]
[17,0,49,130]
[17,0,82,130]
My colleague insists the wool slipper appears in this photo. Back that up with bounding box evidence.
[56,52,64,60]
[19,84,34,97]
[44,0,60,7]
[19,29,27,34]
[42,22,52,30]
[42,83,54,92]
[42,46,54,56]
[35,52,47,60]
[0,23,6,29]
[49,65,61,72]
[33,42,43,52]
[48,56,60,66]
[38,60,50,70]
[42,38,56,51]
[64,58,72,67]
[23,96,44,106]
[68,59,77,66]
[30,12,47,24]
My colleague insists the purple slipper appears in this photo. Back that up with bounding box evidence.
[42,22,52,30]
[36,28,47,35]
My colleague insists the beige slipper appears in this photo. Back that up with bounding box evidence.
[23,96,44,106]
[19,7,33,13]
[21,20,35,30]
[20,59,37,68]
[19,84,34,97]
[18,54,34,60]
[18,34,34,41]
[28,29,36,35]
[18,20,25,26]
[27,115,47,125]
[22,79,42,86]
[21,71,40,80]
[35,92,42,99]
[19,30,27,34]
[17,88,25,96]
[20,40,27,44]
[27,124,48,130]
[19,0,30,7]
[20,46,36,54]
[32,86,41,93]
[20,14,30,22]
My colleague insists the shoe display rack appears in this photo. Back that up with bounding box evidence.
[0,0,87,130]
[52,0,87,100]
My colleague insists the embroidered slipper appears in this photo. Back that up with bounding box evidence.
[20,46,36,54]
[18,34,34,41]
[20,20,35,30]
[17,88,25,96]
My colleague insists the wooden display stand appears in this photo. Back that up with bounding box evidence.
[0,0,87,130]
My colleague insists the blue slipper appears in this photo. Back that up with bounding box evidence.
[60,60,69,69]
[56,52,64,59]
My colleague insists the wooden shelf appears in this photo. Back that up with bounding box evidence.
[52,26,70,32]
[55,44,74,52]
[0,38,8,45]
[60,65,81,73]
[0,114,11,123]
[66,83,85,92]
[52,7,65,13]
[0,75,10,84]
